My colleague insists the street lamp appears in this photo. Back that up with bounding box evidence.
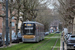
[6,0,9,46]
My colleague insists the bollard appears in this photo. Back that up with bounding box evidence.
[63,41,64,50]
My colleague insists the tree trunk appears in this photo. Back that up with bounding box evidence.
[20,13,25,35]
[2,17,5,46]
[72,19,74,34]
[9,19,12,43]
[9,9,12,43]
[20,21,23,34]
[16,8,19,35]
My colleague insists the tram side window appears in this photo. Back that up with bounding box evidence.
[41,27,42,32]
[37,27,39,32]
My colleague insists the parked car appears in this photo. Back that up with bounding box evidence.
[67,35,75,49]
[17,32,22,42]
[0,33,2,36]
[55,31,60,33]
[4,33,10,44]
[66,33,72,39]
[0,33,3,46]
[64,33,72,42]
[45,32,49,35]
[0,36,3,46]
[12,33,19,43]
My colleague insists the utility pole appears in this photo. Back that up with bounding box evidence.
[6,0,9,46]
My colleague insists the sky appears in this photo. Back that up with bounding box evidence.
[39,0,60,9]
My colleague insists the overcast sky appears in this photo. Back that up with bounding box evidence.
[39,0,60,9]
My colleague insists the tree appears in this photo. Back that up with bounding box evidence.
[0,16,5,46]
[20,0,39,21]
[58,0,74,27]
[1,0,6,46]
[13,0,21,35]
[36,6,53,31]
[8,0,16,43]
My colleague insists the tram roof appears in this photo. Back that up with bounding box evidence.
[23,21,44,26]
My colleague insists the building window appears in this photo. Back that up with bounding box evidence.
[12,22,15,27]
[2,6,4,11]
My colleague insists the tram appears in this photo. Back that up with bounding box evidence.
[21,21,44,42]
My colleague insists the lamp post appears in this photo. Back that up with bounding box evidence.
[6,0,9,46]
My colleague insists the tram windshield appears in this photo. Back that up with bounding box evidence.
[25,29,34,35]
[23,23,35,35]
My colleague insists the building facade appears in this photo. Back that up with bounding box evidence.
[0,1,16,33]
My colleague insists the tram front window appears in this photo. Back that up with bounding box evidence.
[23,23,35,35]
[25,29,34,35]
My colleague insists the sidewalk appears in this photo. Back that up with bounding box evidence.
[60,36,67,50]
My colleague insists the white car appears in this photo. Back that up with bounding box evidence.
[64,33,72,43]
[45,32,49,35]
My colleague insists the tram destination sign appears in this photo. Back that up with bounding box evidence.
[24,24,33,26]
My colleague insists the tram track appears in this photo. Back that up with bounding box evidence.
[16,38,51,50]
[16,40,49,50]
[35,34,56,50]
[14,34,60,50]
[16,43,33,50]
[16,39,50,50]
[51,38,58,50]
[0,34,60,50]
[36,34,59,50]
[36,38,51,50]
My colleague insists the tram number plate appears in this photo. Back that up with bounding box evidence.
[25,28,33,29]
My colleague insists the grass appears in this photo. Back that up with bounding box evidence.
[53,38,60,50]
[53,33,60,50]
[45,33,55,37]
[38,38,58,50]
[21,38,50,50]
[0,38,50,50]
[0,33,60,50]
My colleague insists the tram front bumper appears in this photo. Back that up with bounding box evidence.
[22,38,36,42]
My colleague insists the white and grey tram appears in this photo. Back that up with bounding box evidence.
[21,21,44,42]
